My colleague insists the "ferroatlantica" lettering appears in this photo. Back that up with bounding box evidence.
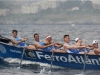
[36,51,100,65]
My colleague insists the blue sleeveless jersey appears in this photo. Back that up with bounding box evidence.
[39,41,44,46]
[78,48,90,53]
[69,48,90,54]
[14,37,20,41]
[69,49,80,54]
[39,42,57,52]
[14,37,27,47]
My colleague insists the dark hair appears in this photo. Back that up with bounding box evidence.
[34,33,39,37]
[12,30,18,33]
[63,35,69,38]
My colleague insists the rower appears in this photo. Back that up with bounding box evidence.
[63,35,86,54]
[11,30,28,47]
[92,40,100,55]
[74,38,90,53]
[25,33,40,50]
[26,33,53,50]
[42,35,65,53]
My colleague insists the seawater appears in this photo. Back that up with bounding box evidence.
[0,24,100,75]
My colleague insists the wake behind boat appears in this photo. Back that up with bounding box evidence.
[0,38,100,69]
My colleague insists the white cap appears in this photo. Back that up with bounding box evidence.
[92,40,98,44]
[45,36,51,39]
[75,38,79,42]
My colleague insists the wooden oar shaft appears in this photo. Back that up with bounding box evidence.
[19,41,27,68]
[19,47,25,68]
[50,50,54,68]
[82,48,87,74]
[50,45,55,71]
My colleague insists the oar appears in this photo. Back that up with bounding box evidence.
[50,50,54,69]
[19,41,27,68]
[82,48,87,75]
[50,45,55,71]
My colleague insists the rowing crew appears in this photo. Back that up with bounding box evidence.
[10,30,100,55]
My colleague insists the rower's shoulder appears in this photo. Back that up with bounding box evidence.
[63,42,70,46]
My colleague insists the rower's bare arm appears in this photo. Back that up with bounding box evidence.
[64,45,75,49]
[94,49,100,55]
[35,43,54,49]
[86,44,94,50]
[11,39,21,45]
[64,45,86,49]
[26,45,36,50]
[20,37,27,42]
[77,45,86,49]
[55,43,63,48]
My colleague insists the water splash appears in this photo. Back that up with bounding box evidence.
[75,72,86,75]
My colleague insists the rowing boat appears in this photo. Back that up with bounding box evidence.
[0,40,100,69]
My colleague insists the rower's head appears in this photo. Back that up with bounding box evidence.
[12,30,18,38]
[45,36,52,42]
[92,40,98,48]
[75,38,82,43]
[34,33,39,42]
[64,35,70,43]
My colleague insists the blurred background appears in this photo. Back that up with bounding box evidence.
[0,0,100,25]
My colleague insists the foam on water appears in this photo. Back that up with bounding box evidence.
[3,58,61,68]
[75,73,86,75]
[0,67,38,75]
